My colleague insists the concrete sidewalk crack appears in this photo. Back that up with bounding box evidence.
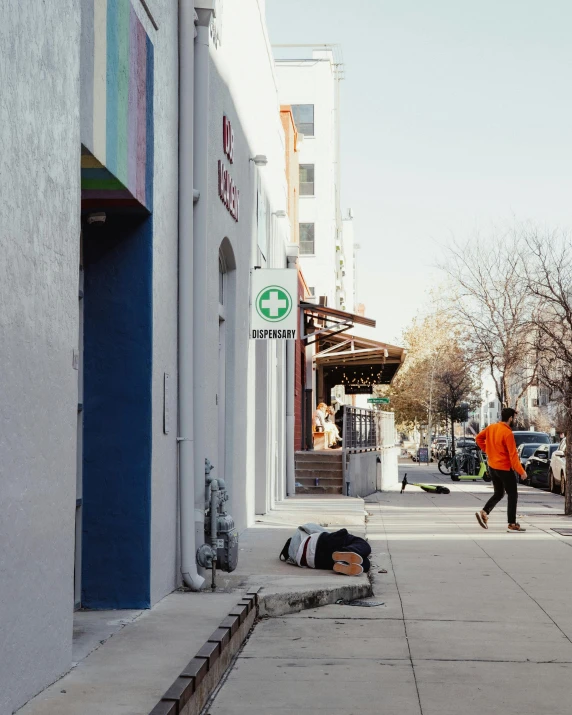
[238,655,412,661]
[425,495,572,647]
[474,540,572,647]
[378,502,425,715]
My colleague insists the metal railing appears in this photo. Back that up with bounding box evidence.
[342,406,396,453]
[341,406,397,496]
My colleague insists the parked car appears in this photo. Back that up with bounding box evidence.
[455,437,477,450]
[516,442,544,480]
[549,438,566,495]
[526,444,559,489]
[512,431,551,448]
[431,436,450,457]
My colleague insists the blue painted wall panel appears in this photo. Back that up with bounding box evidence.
[82,213,153,609]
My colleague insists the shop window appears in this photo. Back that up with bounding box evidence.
[299,164,315,196]
[299,223,315,255]
[291,104,314,136]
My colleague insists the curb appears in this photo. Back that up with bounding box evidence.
[149,589,260,715]
[149,580,372,715]
[258,581,372,617]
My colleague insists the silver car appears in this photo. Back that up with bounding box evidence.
[517,442,544,479]
[549,438,566,495]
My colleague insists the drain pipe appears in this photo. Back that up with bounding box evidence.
[209,478,219,590]
[285,244,299,496]
[193,2,215,556]
[178,0,204,590]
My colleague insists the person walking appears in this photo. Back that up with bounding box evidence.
[475,408,527,532]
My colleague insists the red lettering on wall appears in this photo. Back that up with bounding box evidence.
[219,116,238,221]
[217,159,239,222]
[223,115,234,164]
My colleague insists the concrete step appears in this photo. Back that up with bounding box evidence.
[294,459,342,469]
[295,463,343,473]
[296,475,343,487]
[295,485,343,495]
[295,468,343,480]
[295,454,342,466]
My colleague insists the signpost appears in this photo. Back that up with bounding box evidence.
[250,269,298,341]
[368,397,390,404]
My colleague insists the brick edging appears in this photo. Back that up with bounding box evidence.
[149,589,260,715]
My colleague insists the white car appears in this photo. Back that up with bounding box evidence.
[549,438,566,495]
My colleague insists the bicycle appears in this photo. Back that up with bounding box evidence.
[438,449,467,476]
[438,446,489,478]
[439,447,491,481]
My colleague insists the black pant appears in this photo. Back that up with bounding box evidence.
[315,529,371,572]
[484,468,518,524]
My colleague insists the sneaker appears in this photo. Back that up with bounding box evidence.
[475,510,489,529]
[333,561,364,576]
[332,551,363,565]
[507,523,526,532]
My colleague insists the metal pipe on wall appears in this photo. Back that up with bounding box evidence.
[193,2,214,564]
[178,0,204,591]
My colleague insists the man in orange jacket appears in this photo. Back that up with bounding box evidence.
[475,407,527,532]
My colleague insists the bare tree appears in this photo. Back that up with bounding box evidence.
[389,315,477,450]
[523,230,572,514]
[440,231,536,409]
[435,348,479,454]
[388,314,455,439]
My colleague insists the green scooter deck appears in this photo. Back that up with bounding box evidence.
[451,462,491,482]
[401,474,450,494]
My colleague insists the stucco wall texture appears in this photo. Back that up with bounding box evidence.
[144,0,181,607]
[0,2,81,713]
[202,0,291,532]
[78,0,180,609]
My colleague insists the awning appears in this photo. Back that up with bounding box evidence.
[315,331,406,387]
[301,301,375,345]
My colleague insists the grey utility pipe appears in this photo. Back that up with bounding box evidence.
[178,0,204,590]
[209,478,219,590]
[285,248,299,496]
[193,3,214,556]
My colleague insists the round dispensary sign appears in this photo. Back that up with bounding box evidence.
[255,286,293,322]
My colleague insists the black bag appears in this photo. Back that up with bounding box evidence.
[279,537,292,562]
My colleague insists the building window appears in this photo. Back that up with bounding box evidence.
[299,164,315,196]
[299,223,315,255]
[308,287,315,297]
[291,104,314,136]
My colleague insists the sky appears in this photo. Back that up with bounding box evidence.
[265,0,572,345]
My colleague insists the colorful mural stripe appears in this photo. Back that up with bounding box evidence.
[81,0,154,212]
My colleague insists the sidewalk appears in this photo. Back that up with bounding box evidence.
[17,495,369,715]
[206,463,572,715]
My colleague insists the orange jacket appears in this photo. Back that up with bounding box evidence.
[475,422,525,476]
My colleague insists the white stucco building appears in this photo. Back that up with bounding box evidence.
[479,374,502,428]
[0,1,294,711]
[274,48,341,308]
[195,0,292,532]
[340,208,357,312]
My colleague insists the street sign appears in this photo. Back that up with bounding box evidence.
[250,269,298,340]
[368,397,390,404]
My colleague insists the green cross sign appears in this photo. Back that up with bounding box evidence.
[256,286,293,322]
